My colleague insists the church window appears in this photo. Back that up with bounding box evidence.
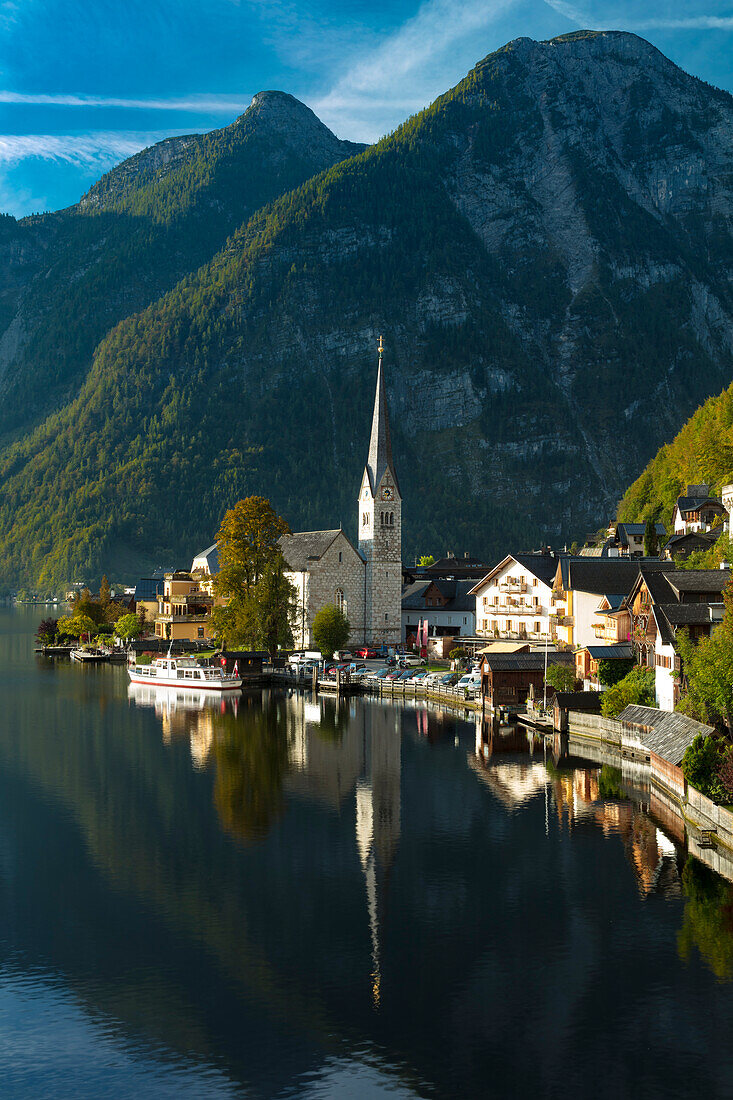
[385,613,389,621]
[335,588,346,615]
[338,551,342,563]
[389,512,394,525]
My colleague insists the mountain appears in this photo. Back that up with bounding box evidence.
[0,92,364,441]
[3,29,733,590]
[618,380,733,528]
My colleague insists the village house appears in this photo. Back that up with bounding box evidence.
[154,570,217,642]
[575,642,634,689]
[401,577,475,646]
[550,558,673,650]
[626,566,730,712]
[663,529,721,561]
[672,484,728,535]
[610,522,666,557]
[470,551,563,643]
[479,650,575,711]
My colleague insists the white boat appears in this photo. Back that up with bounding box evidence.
[127,655,242,691]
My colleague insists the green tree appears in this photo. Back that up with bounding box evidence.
[600,664,655,717]
[643,517,659,557]
[99,573,111,608]
[545,663,577,693]
[597,657,634,687]
[449,646,468,660]
[214,496,291,599]
[115,613,143,641]
[418,555,435,567]
[676,586,733,730]
[254,554,297,655]
[312,605,350,660]
[681,734,728,802]
[58,613,98,640]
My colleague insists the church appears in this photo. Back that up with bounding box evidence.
[280,338,402,649]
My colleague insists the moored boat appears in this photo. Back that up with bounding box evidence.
[127,655,242,691]
[70,647,109,663]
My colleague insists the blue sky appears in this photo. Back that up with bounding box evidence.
[1,0,732,216]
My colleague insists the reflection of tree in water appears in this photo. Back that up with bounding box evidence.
[678,858,733,980]
[211,703,290,844]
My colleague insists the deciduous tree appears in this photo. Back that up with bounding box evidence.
[600,664,655,717]
[312,605,350,660]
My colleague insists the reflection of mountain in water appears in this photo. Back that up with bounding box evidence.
[6,638,733,1097]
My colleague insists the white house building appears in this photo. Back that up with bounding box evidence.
[672,485,728,534]
[469,552,562,643]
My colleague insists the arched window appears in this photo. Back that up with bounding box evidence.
[380,512,384,526]
[335,588,345,614]
[390,511,394,526]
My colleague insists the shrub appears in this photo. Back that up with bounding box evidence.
[600,664,655,717]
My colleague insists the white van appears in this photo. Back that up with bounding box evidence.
[456,672,481,695]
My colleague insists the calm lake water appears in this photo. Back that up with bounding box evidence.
[3,607,733,1098]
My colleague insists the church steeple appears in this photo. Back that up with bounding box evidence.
[366,336,400,497]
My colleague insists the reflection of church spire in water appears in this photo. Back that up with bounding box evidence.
[355,703,401,1009]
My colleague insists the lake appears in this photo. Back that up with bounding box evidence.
[2,606,733,1098]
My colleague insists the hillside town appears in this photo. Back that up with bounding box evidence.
[50,343,733,739]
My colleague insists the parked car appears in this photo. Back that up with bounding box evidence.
[385,670,403,680]
[411,670,428,681]
[440,673,459,686]
[370,668,391,679]
[355,646,378,659]
[400,654,424,667]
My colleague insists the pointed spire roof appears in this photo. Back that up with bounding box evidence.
[366,336,400,496]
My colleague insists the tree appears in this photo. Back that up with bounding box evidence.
[255,554,297,655]
[36,617,58,645]
[214,496,291,599]
[681,734,728,802]
[600,664,655,717]
[545,663,577,694]
[597,657,634,687]
[643,517,659,557]
[57,613,97,640]
[99,574,111,607]
[449,646,468,660]
[312,605,350,659]
[418,555,435,567]
[676,586,733,731]
[115,613,143,641]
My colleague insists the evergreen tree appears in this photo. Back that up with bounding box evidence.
[643,518,659,557]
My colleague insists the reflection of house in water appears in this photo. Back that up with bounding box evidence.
[284,695,402,1007]
[469,720,550,810]
[550,765,682,898]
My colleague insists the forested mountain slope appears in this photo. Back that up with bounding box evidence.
[0,92,364,441]
[3,29,733,589]
[618,381,733,528]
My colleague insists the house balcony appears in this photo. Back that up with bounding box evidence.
[499,581,527,594]
[550,614,574,626]
[156,613,212,624]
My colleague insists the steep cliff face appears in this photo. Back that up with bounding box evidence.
[0,92,364,439]
[1,30,733,588]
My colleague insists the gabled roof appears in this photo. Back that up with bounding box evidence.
[365,352,400,497]
[401,578,475,612]
[664,568,731,597]
[585,644,634,659]
[191,541,219,574]
[557,558,670,597]
[481,651,574,671]
[618,705,713,766]
[469,552,561,595]
[665,530,721,549]
[616,522,666,538]
[279,529,362,572]
[674,494,724,514]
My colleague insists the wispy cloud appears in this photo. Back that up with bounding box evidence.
[0,130,194,168]
[543,0,733,30]
[0,91,248,111]
[313,0,523,141]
